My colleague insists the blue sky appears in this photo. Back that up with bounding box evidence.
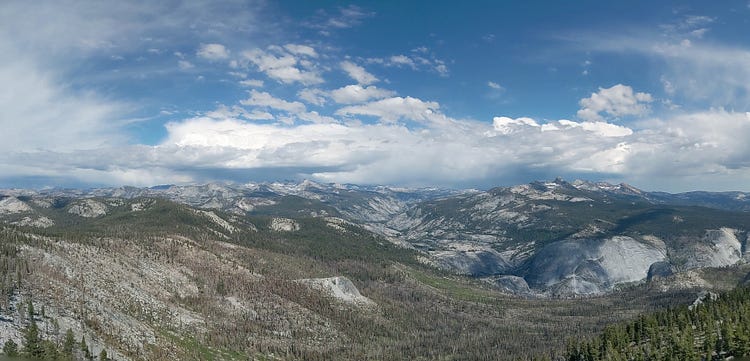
[2,1,750,191]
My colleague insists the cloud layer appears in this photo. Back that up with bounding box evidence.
[2,1,750,192]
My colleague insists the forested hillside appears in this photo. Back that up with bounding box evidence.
[565,286,750,361]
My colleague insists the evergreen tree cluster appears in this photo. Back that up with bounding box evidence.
[565,286,750,361]
[2,299,107,361]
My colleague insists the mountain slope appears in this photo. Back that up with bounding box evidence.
[2,178,749,298]
[2,186,750,360]
[374,179,750,295]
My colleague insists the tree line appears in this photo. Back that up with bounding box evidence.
[565,286,750,361]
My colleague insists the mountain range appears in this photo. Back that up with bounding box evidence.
[2,178,750,360]
[2,178,749,297]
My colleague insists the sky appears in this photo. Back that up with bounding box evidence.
[2,1,750,192]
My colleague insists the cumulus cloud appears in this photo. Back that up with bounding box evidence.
[197,43,230,60]
[336,96,440,123]
[145,109,706,187]
[340,61,378,85]
[388,55,416,68]
[6,107,750,191]
[4,1,750,191]
[240,90,306,114]
[298,88,328,106]
[577,84,653,122]
[487,81,503,90]
[556,120,633,137]
[492,116,539,134]
[297,111,337,124]
[239,79,264,87]
[330,85,396,104]
[491,117,632,137]
[241,46,323,85]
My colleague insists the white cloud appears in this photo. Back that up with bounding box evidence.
[569,31,750,108]
[336,96,440,123]
[492,117,539,134]
[178,60,194,70]
[4,2,750,192]
[241,47,323,85]
[531,119,632,138]
[556,120,633,137]
[298,88,328,106]
[0,52,126,155]
[7,107,750,191]
[389,55,416,68]
[307,5,373,33]
[660,15,715,38]
[433,61,449,77]
[239,79,264,87]
[340,61,378,85]
[368,53,449,76]
[240,90,306,114]
[487,81,503,90]
[283,44,318,58]
[330,85,396,104]
[244,110,274,120]
[197,43,230,60]
[577,84,653,122]
[298,111,337,124]
[651,42,750,107]
[205,104,274,121]
[146,109,694,188]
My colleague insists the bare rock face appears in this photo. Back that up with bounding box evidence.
[67,199,107,218]
[298,276,374,306]
[0,197,33,214]
[485,275,532,295]
[647,261,674,281]
[681,228,743,269]
[523,236,667,295]
[196,210,237,233]
[12,216,55,228]
[269,217,300,232]
[432,246,513,277]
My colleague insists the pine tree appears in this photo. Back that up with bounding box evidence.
[80,335,91,359]
[22,319,43,359]
[3,339,18,356]
[41,339,59,360]
[27,300,34,318]
[62,328,75,355]
[99,348,108,361]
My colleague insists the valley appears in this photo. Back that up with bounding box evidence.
[0,179,749,360]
